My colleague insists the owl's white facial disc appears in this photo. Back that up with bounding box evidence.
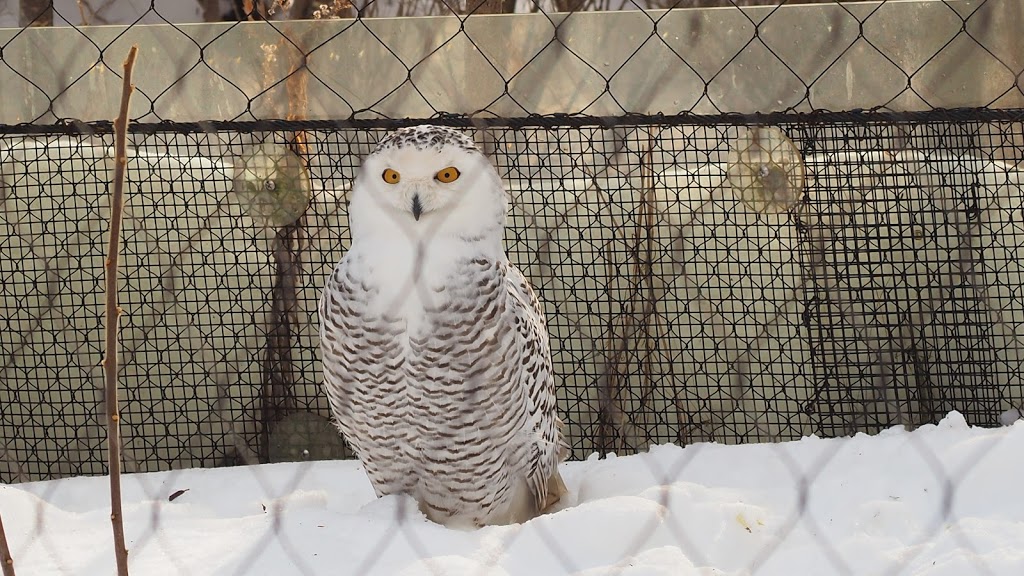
[348,126,508,245]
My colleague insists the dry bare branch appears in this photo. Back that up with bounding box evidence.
[312,0,352,18]
[74,0,116,25]
[104,43,139,576]
[269,0,294,15]
[76,0,89,24]
[464,0,516,14]
[0,510,15,576]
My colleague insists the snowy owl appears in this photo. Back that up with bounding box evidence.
[318,125,568,528]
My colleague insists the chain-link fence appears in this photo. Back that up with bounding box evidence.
[2,1,1024,574]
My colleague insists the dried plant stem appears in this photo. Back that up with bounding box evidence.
[0,510,16,576]
[259,38,310,461]
[242,0,267,19]
[104,44,138,576]
[76,0,89,25]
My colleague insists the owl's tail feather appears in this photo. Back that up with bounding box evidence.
[508,468,568,524]
[542,469,568,512]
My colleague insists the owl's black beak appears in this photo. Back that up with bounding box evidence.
[411,194,423,221]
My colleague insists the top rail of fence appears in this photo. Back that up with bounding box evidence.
[1,0,1021,126]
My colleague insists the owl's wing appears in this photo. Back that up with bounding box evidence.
[504,262,568,511]
[318,266,347,423]
[317,259,367,434]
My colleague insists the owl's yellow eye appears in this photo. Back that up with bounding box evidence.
[382,168,401,184]
[435,167,460,184]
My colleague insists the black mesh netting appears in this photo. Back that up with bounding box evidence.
[2,116,1023,482]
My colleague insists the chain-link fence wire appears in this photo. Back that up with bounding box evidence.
[2,0,1024,574]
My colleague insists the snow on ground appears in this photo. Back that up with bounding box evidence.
[3,411,1024,575]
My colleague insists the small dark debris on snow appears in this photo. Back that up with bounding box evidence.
[168,489,190,502]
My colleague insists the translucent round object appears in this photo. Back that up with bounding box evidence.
[726,126,805,213]
[232,143,310,228]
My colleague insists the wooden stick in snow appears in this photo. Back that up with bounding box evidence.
[104,43,138,576]
[0,509,16,576]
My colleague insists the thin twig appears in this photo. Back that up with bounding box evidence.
[0,510,16,576]
[104,44,138,576]
[76,0,89,25]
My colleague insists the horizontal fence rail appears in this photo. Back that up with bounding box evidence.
[2,1,1024,126]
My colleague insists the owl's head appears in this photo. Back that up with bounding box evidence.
[349,125,507,243]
